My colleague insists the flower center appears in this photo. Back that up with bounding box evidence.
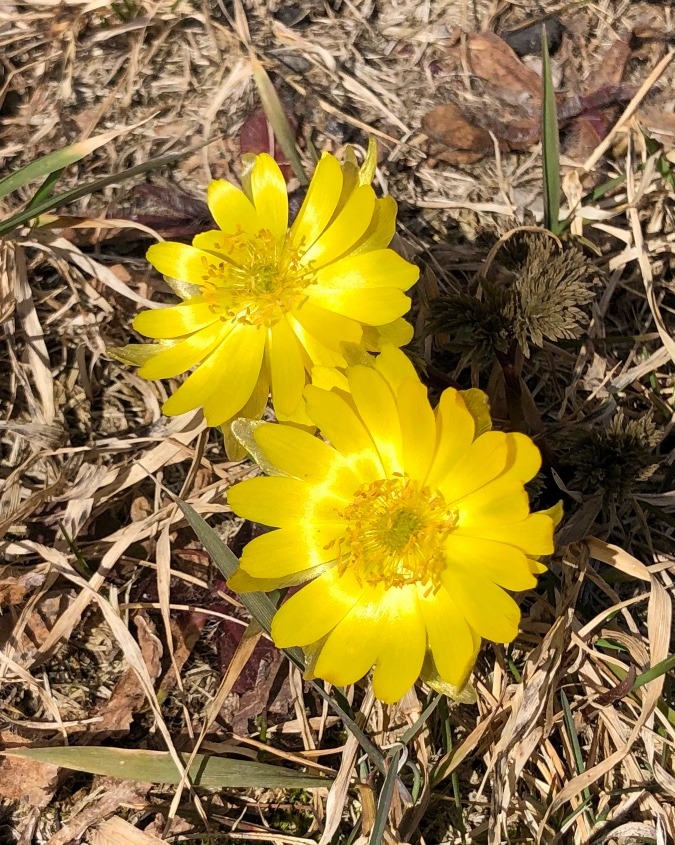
[199,229,315,328]
[337,477,458,591]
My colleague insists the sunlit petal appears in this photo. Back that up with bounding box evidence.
[249,153,288,241]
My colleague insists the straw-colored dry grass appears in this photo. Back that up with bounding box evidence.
[1,0,674,843]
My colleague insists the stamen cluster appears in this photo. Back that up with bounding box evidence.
[337,477,458,590]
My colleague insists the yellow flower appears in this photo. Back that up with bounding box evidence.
[109,148,418,436]
[227,347,558,704]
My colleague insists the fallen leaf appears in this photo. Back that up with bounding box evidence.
[91,613,162,737]
[0,729,60,808]
[0,565,48,606]
[422,103,496,165]
[464,32,542,101]
[239,106,298,181]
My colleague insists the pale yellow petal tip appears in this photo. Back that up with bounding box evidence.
[421,651,478,703]
[108,343,159,368]
[220,422,249,462]
[358,137,378,186]
[227,568,286,594]
[425,675,478,705]
[229,418,290,475]
[362,317,414,351]
[458,388,492,437]
[541,500,564,529]
[164,277,202,301]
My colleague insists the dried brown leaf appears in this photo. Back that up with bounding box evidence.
[0,730,59,809]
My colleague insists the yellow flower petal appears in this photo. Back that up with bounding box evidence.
[159,324,259,419]
[293,301,362,351]
[397,378,436,481]
[240,524,344,578]
[362,316,414,351]
[311,366,350,392]
[200,325,267,426]
[504,432,542,482]
[436,431,510,505]
[371,585,426,704]
[425,388,476,489]
[309,285,411,326]
[457,477,530,527]
[268,317,306,418]
[133,298,217,339]
[456,512,555,557]
[528,558,548,575]
[191,230,240,260]
[373,344,417,391]
[137,322,225,379]
[304,385,384,482]
[271,567,363,647]
[288,315,348,369]
[146,242,225,286]
[206,179,259,236]
[249,154,288,242]
[348,365,403,476]
[290,153,343,252]
[349,196,397,256]
[444,535,538,591]
[312,585,386,687]
[289,302,362,368]
[253,423,362,496]
[302,185,376,267]
[314,249,418,292]
[442,570,520,643]
[418,585,477,686]
[227,476,347,527]
[221,367,270,460]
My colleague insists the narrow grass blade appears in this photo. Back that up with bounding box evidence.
[24,168,66,213]
[560,690,595,824]
[0,142,209,237]
[250,55,308,186]
[4,746,328,788]
[541,26,561,235]
[369,747,401,845]
[0,126,140,200]
[176,498,387,774]
[632,652,675,690]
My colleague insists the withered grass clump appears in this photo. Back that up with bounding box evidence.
[430,231,599,359]
[560,411,662,504]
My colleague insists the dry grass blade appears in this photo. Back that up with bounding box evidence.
[250,55,308,185]
[90,817,164,845]
[541,538,671,823]
[12,244,55,423]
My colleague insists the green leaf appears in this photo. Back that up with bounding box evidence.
[0,127,134,201]
[632,652,675,690]
[24,168,66,213]
[541,26,561,235]
[0,141,209,237]
[250,55,308,186]
[3,746,328,789]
